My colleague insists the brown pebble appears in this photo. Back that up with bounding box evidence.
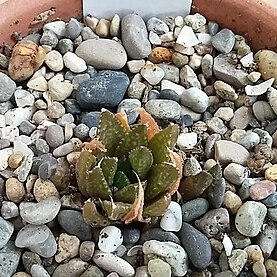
[265,164,277,182]
[148,47,173,63]
[249,180,276,201]
[5,177,26,203]
[8,153,23,169]
[33,178,59,202]
[265,259,277,277]
[172,52,189,68]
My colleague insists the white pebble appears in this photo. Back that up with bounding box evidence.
[27,75,48,92]
[177,132,197,150]
[14,89,35,107]
[5,107,35,127]
[240,52,254,67]
[176,26,200,48]
[160,201,182,232]
[63,52,87,73]
[245,78,274,96]
[98,226,123,253]
[45,50,64,72]
[222,233,233,256]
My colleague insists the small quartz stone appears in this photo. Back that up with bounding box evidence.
[1,201,19,219]
[98,226,123,253]
[160,201,182,232]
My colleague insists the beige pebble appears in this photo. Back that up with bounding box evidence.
[135,266,148,277]
[55,233,80,263]
[5,177,25,203]
[25,174,37,194]
[96,19,110,37]
[85,15,99,32]
[35,99,48,109]
[66,151,81,165]
[148,258,171,277]
[33,178,59,202]
[265,164,277,182]
[265,259,277,277]
[204,159,217,170]
[224,191,242,214]
[244,245,264,263]
[252,260,266,277]
[47,101,65,119]
[8,153,23,169]
[12,273,31,277]
[110,14,120,37]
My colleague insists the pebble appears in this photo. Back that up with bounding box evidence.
[53,258,88,277]
[127,60,145,74]
[121,227,140,245]
[228,249,248,275]
[22,251,42,273]
[195,208,230,238]
[149,30,161,45]
[147,259,171,277]
[180,65,201,89]
[214,140,250,165]
[139,228,180,245]
[65,18,81,39]
[30,264,50,277]
[80,111,100,128]
[55,233,80,263]
[160,201,182,232]
[15,224,57,258]
[179,222,212,269]
[149,47,172,63]
[117,99,141,124]
[95,19,110,37]
[230,106,253,130]
[47,101,65,119]
[80,265,104,277]
[140,62,165,85]
[158,64,179,83]
[5,177,26,203]
[265,164,277,182]
[0,241,22,277]
[235,201,267,237]
[145,99,181,120]
[45,125,64,148]
[143,240,188,276]
[0,216,14,248]
[48,74,74,101]
[211,28,235,54]
[98,226,123,253]
[76,70,129,110]
[213,54,250,88]
[161,79,185,96]
[181,87,209,113]
[214,107,234,121]
[224,191,243,214]
[45,50,64,71]
[181,198,209,222]
[74,123,89,140]
[253,101,276,122]
[40,30,58,47]
[121,14,151,59]
[14,89,35,107]
[183,156,202,176]
[79,241,95,261]
[63,52,87,73]
[19,196,61,225]
[207,177,226,208]
[147,17,169,34]
[223,163,249,185]
[214,80,238,101]
[33,178,59,202]
[0,126,19,142]
[110,14,120,37]
[265,259,277,277]
[93,251,135,277]
[1,201,19,219]
[201,54,213,78]
[206,117,228,134]
[57,210,92,241]
[5,107,35,127]
[249,180,276,201]
[177,132,197,150]
[262,192,277,207]
[176,26,200,48]
[232,130,260,150]
[57,38,74,54]
[239,178,263,200]
[43,21,66,38]
[172,52,189,68]
[245,78,274,96]
[76,39,127,70]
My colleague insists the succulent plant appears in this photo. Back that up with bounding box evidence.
[75,108,182,226]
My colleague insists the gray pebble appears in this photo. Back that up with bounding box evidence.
[0,216,14,248]
[230,106,254,130]
[1,201,19,219]
[31,264,50,277]
[53,142,74,157]
[0,138,10,149]
[22,251,42,273]
[253,100,277,122]
[160,89,180,102]
[57,113,75,126]
[208,21,219,35]
[257,222,277,257]
[147,17,169,34]
[201,54,214,79]
[121,14,151,59]
[205,133,221,158]
[0,53,9,69]
[181,87,209,113]
[79,241,95,262]
[238,178,263,200]
[139,228,180,244]
[74,123,89,140]
[207,177,226,208]
[121,227,141,245]
[40,30,59,48]
[0,241,21,276]
[117,99,141,124]
[72,73,90,89]
[81,26,99,40]
[181,198,210,222]
[36,138,50,154]
[268,208,277,221]
[262,192,277,207]
[0,101,13,114]
[57,210,92,241]
[65,99,81,114]
[66,18,82,40]
[57,38,74,54]
[53,258,88,277]
[253,128,273,147]
[235,131,260,150]
[206,117,228,134]
[45,125,64,148]
[180,65,201,89]
[80,112,101,128]
[158,64,179,83]
[145,99,181,120]
[211,28,235,54]
[80,265,104,277]
[0,72,16,102]
[37,154,58,180]
[179,222,212,269]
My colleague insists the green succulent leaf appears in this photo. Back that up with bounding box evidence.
[75,151,97,196]
[98,110,127,155]
[143,193,171,217]
[86,166,112,200]
[113,171,131,189]
[144,163,179,202]
[101,200,131,221]
[148,125,179,164]
[100,157,118,186]
[115,124,148,158]
[114,183,140,203]
[128,146,154,180]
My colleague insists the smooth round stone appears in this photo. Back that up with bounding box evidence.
[0,216,14,248]
[53,142,74,157]
[57,38,74,54]
[230,106,254,130]
[211,28,235,54]
[195,208,230,238]
[79,241,95,262]
[63,52,87,73]
[267,208,277,221]
[206,117,228,135]
[53,258,88,277]
[36,154,58,180]
[5,177,26,203]
[160,89,180,102]
[201,54,213,79]
[0,241,21,277]
[117,99,141,124]
[98,226,123,253]
[19,196,61,225]
[265,259,277,277]
[57,210,92,241]
[76,70,129,110]
[177,132,197,150]
[181,198,209,222]
[233,131,260,150]
[121,227,140,245]
[22,251,42,273]
[235,201,267,237]
[139,228,180,244]
[65,18,81,39]
[145,99,181,120]
[261,192,277,207]
[43,20,66,38]
[148,258,171,277]
[265,164,277,182]
[253,101,277,122]
[121,14,151,59]
[47,101,66,119]
[249,180,276,201]
[143,240,188,276]
[214,107,234,121]
[224,191,243,214]
[179,222,212,269]
[15,224,57,258]
[80,111,100,128]
[183,156,202,177]
[76,39,127,70]
[74,123,89,140]
[40,30,59,48]
[223,163,249,185]
[1,201,19,219]
[268,87,277,115]
[31,264,50,277]
[179,114,194,127]
[45,125,64,148]
[36,138,50,154]
[180,65,201,89]
[160,201,182,232]
[14,89,35,107]
[181,87,209,113]
[45,50,64,72]
[64,99,81,114]
[80,265,104,277]
[158,64,179,83]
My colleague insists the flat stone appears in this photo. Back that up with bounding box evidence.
[76,39,127,70]
[211,29,235,54]
[180,65,201,89]
[5,107,35,127]
[14,89,35,107]
[43,21,66,38]
[176,26,200,47]
[140,63,164,85]
[253,101,277,122]
[160,201,182,232]
[15,224,57,258]
[235,201,267,237]
[224,191,243,214]
[121,14,151,59]
[76,70,129,110]
[45,125,64,148]
[0,72,16,102]
[245,78,274,96]
[228,249,248,276]
[98,226,123,253]
[139,228,180,245]
[214,80,238,101]
[147,259,171,277]
[45,50,64,72]
[31,264,50,277]
[177,132,197,150]
[249,180,276,201]
[1,201,19,219]
[181,198,210,222]
[179,222,212,269]
[79,241,95,262]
